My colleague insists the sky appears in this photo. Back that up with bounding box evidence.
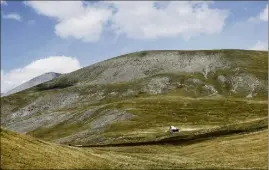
[1,1,268,93]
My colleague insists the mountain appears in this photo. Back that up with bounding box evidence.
[3,72,62,96]
[1,49,267,146]
[1,49,268,169]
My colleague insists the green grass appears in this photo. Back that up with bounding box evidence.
[99,116,267,145]
[21,93,267,145]
[1,127,267,169]
[0,127,107,169]
[107,95,267,128]
[27,122,87,141]
[95,129,268,169]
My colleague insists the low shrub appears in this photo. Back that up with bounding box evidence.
[36,78,77,91]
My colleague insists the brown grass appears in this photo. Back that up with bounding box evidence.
[1,127,267,169]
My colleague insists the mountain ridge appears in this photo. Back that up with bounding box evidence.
[3,72,62,96]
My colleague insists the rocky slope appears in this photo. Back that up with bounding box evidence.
[3,72,62,96]
[1,50,268,145]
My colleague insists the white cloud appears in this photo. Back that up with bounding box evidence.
[1,0,7,5]
[259,4,268,21]
[54,8,112,42]
[249,41,268,51]
[1,56,81,93]
[25,1,229,42]
[248,4,268,22]
[25,1,112,42]
[3,13,22,21]
[24,1,84,20]
[108,1,229,40]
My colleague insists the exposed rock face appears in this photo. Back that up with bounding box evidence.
[229,73,264,97]
[217,75,227,84]
[203,84,218,95]
[143,77,172,95]
[12,93,79,119]
[1,92,80,127]
[3,72,62,96]
[58,51,230,86]
[6,111,74,133]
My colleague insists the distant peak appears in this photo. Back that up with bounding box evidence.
[45,72,61,75]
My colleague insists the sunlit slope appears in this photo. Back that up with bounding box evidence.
[1,128,267,169]
[0,128,106,169]
[1,50,268,145]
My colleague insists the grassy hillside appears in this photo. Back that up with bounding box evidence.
[0,49,268,169]
[0,128,106,169]
[1,127,267,169]
[1,50,268,145]
[26,95,268,145]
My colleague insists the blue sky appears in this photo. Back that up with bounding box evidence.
[1,1,268,93]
